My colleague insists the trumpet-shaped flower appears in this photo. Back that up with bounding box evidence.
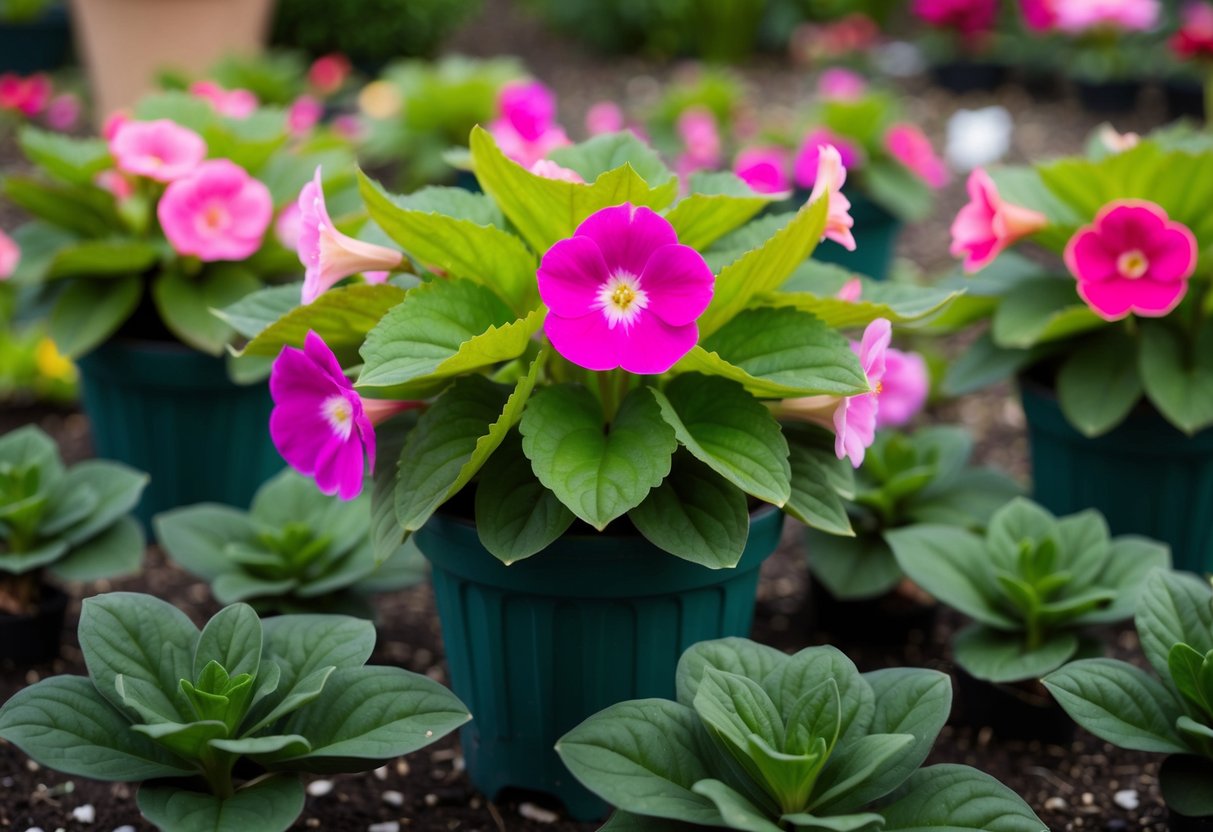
[1064,200,1197,320]
[734,147,791,195]
[808,145,856,251]
[537,204,714,375]
[793,129,860,189]
[0,228,18,280]
[190,81,258,118]
[877,347,930,428]
[886,123,949,188]
[950,168,1047,272]
[297,167,404,303]
[158,159,273,262]
[110,119,207,183]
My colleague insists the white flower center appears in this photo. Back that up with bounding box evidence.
[321,394,354,440]
[595,271,649,330]
[1117,249,1149,280]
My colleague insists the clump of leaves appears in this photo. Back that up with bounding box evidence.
[0,592,470,832]
[807,426,1021,601]
[889,497,1170,683]
[557,637,1048,832]
[155,468,425,616]
[0,425,146,614]
[1045,570,1213,821]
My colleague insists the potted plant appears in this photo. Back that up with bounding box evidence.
[226,126,953,815]
[0,592,470,832]
[0,425,147,663]
[1048,0,1161,113]
[1165,1,1213,121]
[557,637,1049,831]
[0,0,71,74]
[939,127,1213,572]
[912,0,1007,92]
[887,497,1171,741]
[4,92,360,524]
[1045,569,1213,831]
[155,467,427,617]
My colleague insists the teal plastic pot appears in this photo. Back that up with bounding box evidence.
[0,7,72,73]
[417,506,785,820]
[1021,381,1213,572]
[76,340,281,527]
[810,189,902,281]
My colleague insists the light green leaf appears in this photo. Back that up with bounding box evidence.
[45,239,160,281]
[806,532,901,601]
[18,126,112,186]
[548,132,676,191]
[59,460,149,546]
[154,505,262,582]
[763,646,874,745]
[991,277,1103,349]
[810,733,914,812]
[1136,570,1213,682]
[214,284,303,340]
[194,604,263,681]
[785,436,854,537]
[152,266,261,356]
[666,172,772,251]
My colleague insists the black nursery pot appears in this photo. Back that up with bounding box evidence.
[930,60,1008,94]
[808,579,937,648]
[1074,79,1142,114]
[1164,78,1205,121]
[1171,811,1213,832]
[0,585,68,665]
[955,668,1076,745]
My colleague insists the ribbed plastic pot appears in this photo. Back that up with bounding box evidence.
[0,584,68,664]
[1165,78,1205,121]
[417,506,785,821]
[929,60,1008,94]
[76,339,281,527]
[1021,381,1213,573]
[0,8,72,73]
[810,189,902,281]
[1074,79,1142,114]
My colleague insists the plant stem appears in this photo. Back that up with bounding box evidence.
[1205,66,1213,133]
[1025,615,1043,653]
[200,752,236,799]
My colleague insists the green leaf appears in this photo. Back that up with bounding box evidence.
[58,460,149,546]
[137,774,305,832]
[665,172,772,251]
[194,604,263,681]
[556,699,722,826]
[548,132,676,191]
[810,733,914,812]
[18,127,112,186]
[806,532,901,601]
[1160,755,1213,819]
[785,437,854,537]
[132,719,228,760]
[776,263,960,329]
[45,239,160,281]
[48,274,142,359]
[650,374,791,507]
[154,505,261,582]
[520,384,677,531]
[953,625,1078,684]
[879,764,1048,832]
[782,812,884,832]
[152,266,261,356]
[1139,320,1213,434]
[359,171,537,312]
[1056,327,1143,437]
[2,176,119,237]
[214,284,303,340]
[388,185,506,228]
[697,198,829,338]
[1077,537,1170,625]
[1136,570,1213,681]
[886,526,1016,629]
[49,516,144,583]
[695,667,784,753]
[991,277,1104,349]
[763,647,875,745]
[369,413,415,563]
[0,676,193,781]
[941,332,1034,397]
[862,157,934,222]
[357,278,541,398]
[1043,658,1187,752]
[210,734,310,757]
[691,779,783,832]
[676,638,789,709]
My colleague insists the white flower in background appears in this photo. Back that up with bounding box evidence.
[945,106,1012,172]
[873,41,926,77]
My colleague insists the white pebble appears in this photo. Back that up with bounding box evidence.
[1114,789,1140,810]
[519,803,560,824]
[71,805,95,823]
[24,827,45,832]
[373,765,389,781]
[1043,797,1067,811]
[306,779,334,797]
[113,827,137,832]
[381,790,404,807]
[368,823,400,832]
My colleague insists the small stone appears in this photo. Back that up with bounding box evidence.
[1113,790,1139,811]
[71,805,95,823]
[1082,792,1095,806]
[519,803,560,824]
[424,794,439,807]
[1,776,12,787]
[1044,797,1067,811]
[306,779,334,797]
[24,827,45,832]
[113,827,137,832]
[368,823,400,832]
[26,759,40,771]
[382,790,404,807]
[373,765,389,781]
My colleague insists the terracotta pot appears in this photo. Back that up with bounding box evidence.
[68,0,273,123]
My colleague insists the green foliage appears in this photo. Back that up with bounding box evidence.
[557,638,1047,831]
[0,593,470,832]
[154,469,426,616]
[890,498,1171,683]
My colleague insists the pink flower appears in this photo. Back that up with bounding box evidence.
[102,110,129,141]
[1064,200,1197,320]
[818,68,868,101]
[586,101,625,136]
[1020,0,1059,30]
[835,319,892,466]
[158,159,273,262]
[911,0,999,35]
[308,53,352,96]
[44,93,80,131]
[949,169,1048,273]
[808,145,856,252]
[95,170,134,201]
[275,202,303,249]
[793,130,861,190]
[1099,125,1140,153]
[733,147,791,195]
[363,270,391,284]
[0,73,51,116]
[675,107,722,177]
[288,95,324,136]
[877,348,930,428]
[1053,0,1160,33]
[1173,2,1213,57]
[885,123,949,189]
[297,167,403,304]
[110,119,207,183]
[498,80,558,142]
[529,159,585,183]
[332,114,364,142]
[837,278,863,301]
[190,81,258,118]
[0,228,19,280]
[537,203,714,374]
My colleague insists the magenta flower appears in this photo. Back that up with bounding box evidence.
[0,73,50,116]
[529,159,585,183]
[877,348,930,428]
[793,129,861,190]
[949,169,1048,273]
[585,101,625,136]
[807,145,856,252]
[1019,0,1059,30]
[190,81,258,118]
[110,119,207,183]
[911,0,999,35]
[489,80,571,168]
[158,159,273,262]
[537,204,714,375]
[0,228,19,280]
[45,93,80,131]
[885,123,949,189]
[1173,1,1213,57]
[308,54,352,96]
[734,147,791,195]
[1064,200,1198,321]
[102,110,129,141]
[675,107,723,178]
[818,68,868,100]
[297,167,404,304]
[287,95,324,136]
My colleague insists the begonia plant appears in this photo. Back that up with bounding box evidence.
[888,497,1170,683]
[223,128,954,569]
[0,592,470,832]
[556,637,1049,832]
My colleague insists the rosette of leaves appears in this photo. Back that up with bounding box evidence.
[1044,570,1213,822]
[888,497,1170,683]
[224,128,954,570]
[807,426,1022,602]
[154,468,426,616]
[556,637,1048,832]
[0,592,470,832]
[0,425,146,614]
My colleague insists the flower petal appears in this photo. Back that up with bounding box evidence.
[574,204,677,277]
[638,244,715,327]
[543,311,626,372]
[303,330,353,391]
[618,315,699,375]
[537,235,611,317]
[1144,225,1198,283]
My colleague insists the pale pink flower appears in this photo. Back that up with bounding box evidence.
[157,159,273,262]
[818,68,869,101]
[308,54,352,96]
[0,228,19,280]
[287,95,324,136]
[363,270,391,284]
[877,348,930,428]
[110,119,207,183]
[808,145,856,251]
[297,167,403,304]
[837,278,863,301]
[675,107,722,178]
[95,170,135,201]
[529,159,585,183]
[537,203,714,375]
[1053,0,1160,33]
[275,202,303,250]
[793,129,861,189]
[44,93,80,131]
[950,169,1048,273]
[885,123,949,189]
[190,81,258,119]
[1064,200,1197,320]
[1098,125,1140,153]
[586,101,625,135]
[733,147,791,195]
[332,114,364,142]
